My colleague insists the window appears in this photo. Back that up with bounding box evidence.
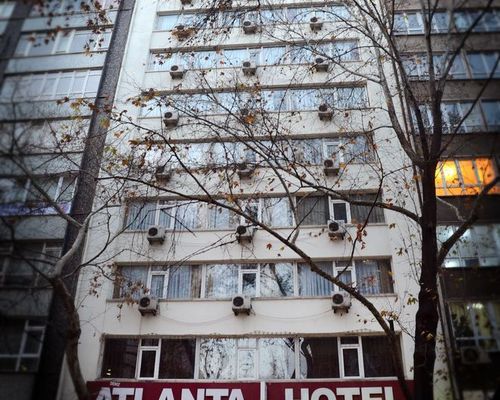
[0,242,62,288]
[101,335,396,380]
[362,336,397,377]
[449,302,500,350]
[0,70,101,101]
[299,336,396,378]
[101,338,139,378]
[349,193,385,224]
[113,265,201,300]
[298,261,334,296]
[467,52,500,79]
[298,259,393,296]
[204,263,294,298]
[0,2,15,19]
[143,87,369,117]
[14,30,111,57]
[125,200,201,231]
[437,224,500,267]
[199,337,296,380]
[0,176,75,214]
[101,338,195,380]
[395,10,500,34]
[0,319,45,372]
[435,158,500,196]
[31,0,119,16]
[354,259,393,295]
[296,196,329,226]
[454,10,500,32]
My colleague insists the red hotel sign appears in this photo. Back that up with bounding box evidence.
[88,380,413,400]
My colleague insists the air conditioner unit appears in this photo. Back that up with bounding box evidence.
[147,225,166,244]
[242,60,257,76]
[318,104,333,121]
[232,294,252,315]
[138,295,159,316]
[460,346,491,365]
[327,219,346,239]
[236,225,255,243]
[310,16,323,31]
[314,56,329,72]
[331,291,351,313]
[242,20,257,34]
[169,64,185,79]
[155,165,172,182]
[163,109,179,127]
[323,158,340,175]
[237,162,254,178]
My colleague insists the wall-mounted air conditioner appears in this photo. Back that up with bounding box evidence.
[236,225,255,243]
[147,225,166,244]
[323,158,340,175]
[327,219,346,239]
[169,64,185,79]
[242,60,257,76]
[318,104,333,121]
[332,291,351,313]
[314,56,329,72]
[237,162,254,178]
[163,109,179,127]
[460,346,491,364]
[310,16,323,31]
[242,20,258,34]
[155,165,172,182]
[138,296,159,316]
[232,294,252,315]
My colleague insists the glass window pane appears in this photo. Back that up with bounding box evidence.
[101,338,138,378]
[350,194,385,224]
[198,338,236,379]
[362,336,396,377]
[126,202,157,230]
[150,275,164,298]
[342,348,360,376]
[483,101,500,130]
[159,339,195,378]
[332,203,348,223]
[261,197,293,227]
[298,262,333,296]
[139,350,156,378]
[0,320,24,354]
[296,196,328,226]
[242,272,257,297]
[167,265,200,299]
[205,264,238,298]
[259,338,295,379]
[299,337,339,378]
[23,330,43,354]
[238,349,256,379]
[260,263,294,297]
[114,266,148,299]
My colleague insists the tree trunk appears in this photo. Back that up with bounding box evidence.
[413,164,440,400]
[52,279,89,400]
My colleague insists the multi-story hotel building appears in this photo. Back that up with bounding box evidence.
[0,0,498,399]
[55,1,424,399]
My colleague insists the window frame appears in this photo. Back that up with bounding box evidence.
[136,339,161,380]
[0,319,46,372]
[449,302,500,351]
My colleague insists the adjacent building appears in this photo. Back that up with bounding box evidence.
[393,2,500,399]
[0,1,120,399]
